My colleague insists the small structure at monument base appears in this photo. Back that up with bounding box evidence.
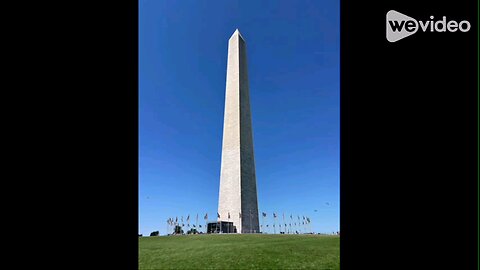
[207,221,236,234]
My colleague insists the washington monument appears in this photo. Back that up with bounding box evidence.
[217,29,260,233]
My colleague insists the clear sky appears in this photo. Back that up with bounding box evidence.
[139,0,339,235]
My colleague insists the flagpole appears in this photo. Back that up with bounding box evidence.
[303,218,308,233]
[295,216,298,234]
[295,215,298,234]
[273,214,276,234]
[282,213,286,235]
[298,216,301,234]
[307,217,310,234]
[303,216,307,233]
[262,214,264,234]
[204,213,208,234]
[289,214,292,234]
[302,216,304,233]
[306,218,309,234]
[290,215,293,234]
[265,213,268,234]
[264,214,268,234]
[295,215,300,232]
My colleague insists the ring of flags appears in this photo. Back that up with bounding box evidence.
[164,212,314,234]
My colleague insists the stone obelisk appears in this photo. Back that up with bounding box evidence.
[217,29,260,234]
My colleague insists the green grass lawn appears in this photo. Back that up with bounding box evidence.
[139,234,339,269]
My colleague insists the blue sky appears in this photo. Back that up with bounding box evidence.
[139,0,339,235]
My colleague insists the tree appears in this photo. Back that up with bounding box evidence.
[150,231,159,236]
[174,225,183,234]
[187,228,198,234]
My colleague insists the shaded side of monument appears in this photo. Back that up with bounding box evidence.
[216,29,260,234]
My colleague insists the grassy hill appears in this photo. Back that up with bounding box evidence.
[139,234,339,269]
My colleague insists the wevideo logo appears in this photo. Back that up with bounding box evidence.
[386,10,471,42]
